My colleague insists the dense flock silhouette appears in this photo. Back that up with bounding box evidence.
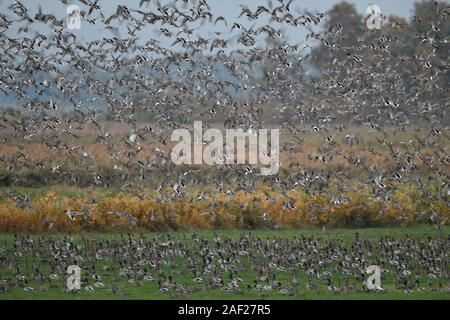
[0,232,449,296]
[0,0,448,297]
[0,0,448,232]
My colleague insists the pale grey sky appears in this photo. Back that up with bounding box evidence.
[0,0,420,47]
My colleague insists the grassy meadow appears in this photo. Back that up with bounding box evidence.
[0,226,449,300]
[0,125,448,300]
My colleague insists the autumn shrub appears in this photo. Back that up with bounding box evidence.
[0,184,448,233]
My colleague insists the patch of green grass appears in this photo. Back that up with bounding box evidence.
[0,226,449,300]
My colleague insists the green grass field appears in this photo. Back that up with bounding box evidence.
[0,226,449,300]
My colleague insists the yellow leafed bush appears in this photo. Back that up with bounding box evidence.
[0,186,448,233]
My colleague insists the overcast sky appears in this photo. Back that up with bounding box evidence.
[0,0,429,105]
[0,0,419,47]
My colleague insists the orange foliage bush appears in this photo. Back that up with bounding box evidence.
[0,186,448,233]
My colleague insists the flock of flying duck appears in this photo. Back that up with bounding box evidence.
[0,0,448,297]
[0,1,449,224]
